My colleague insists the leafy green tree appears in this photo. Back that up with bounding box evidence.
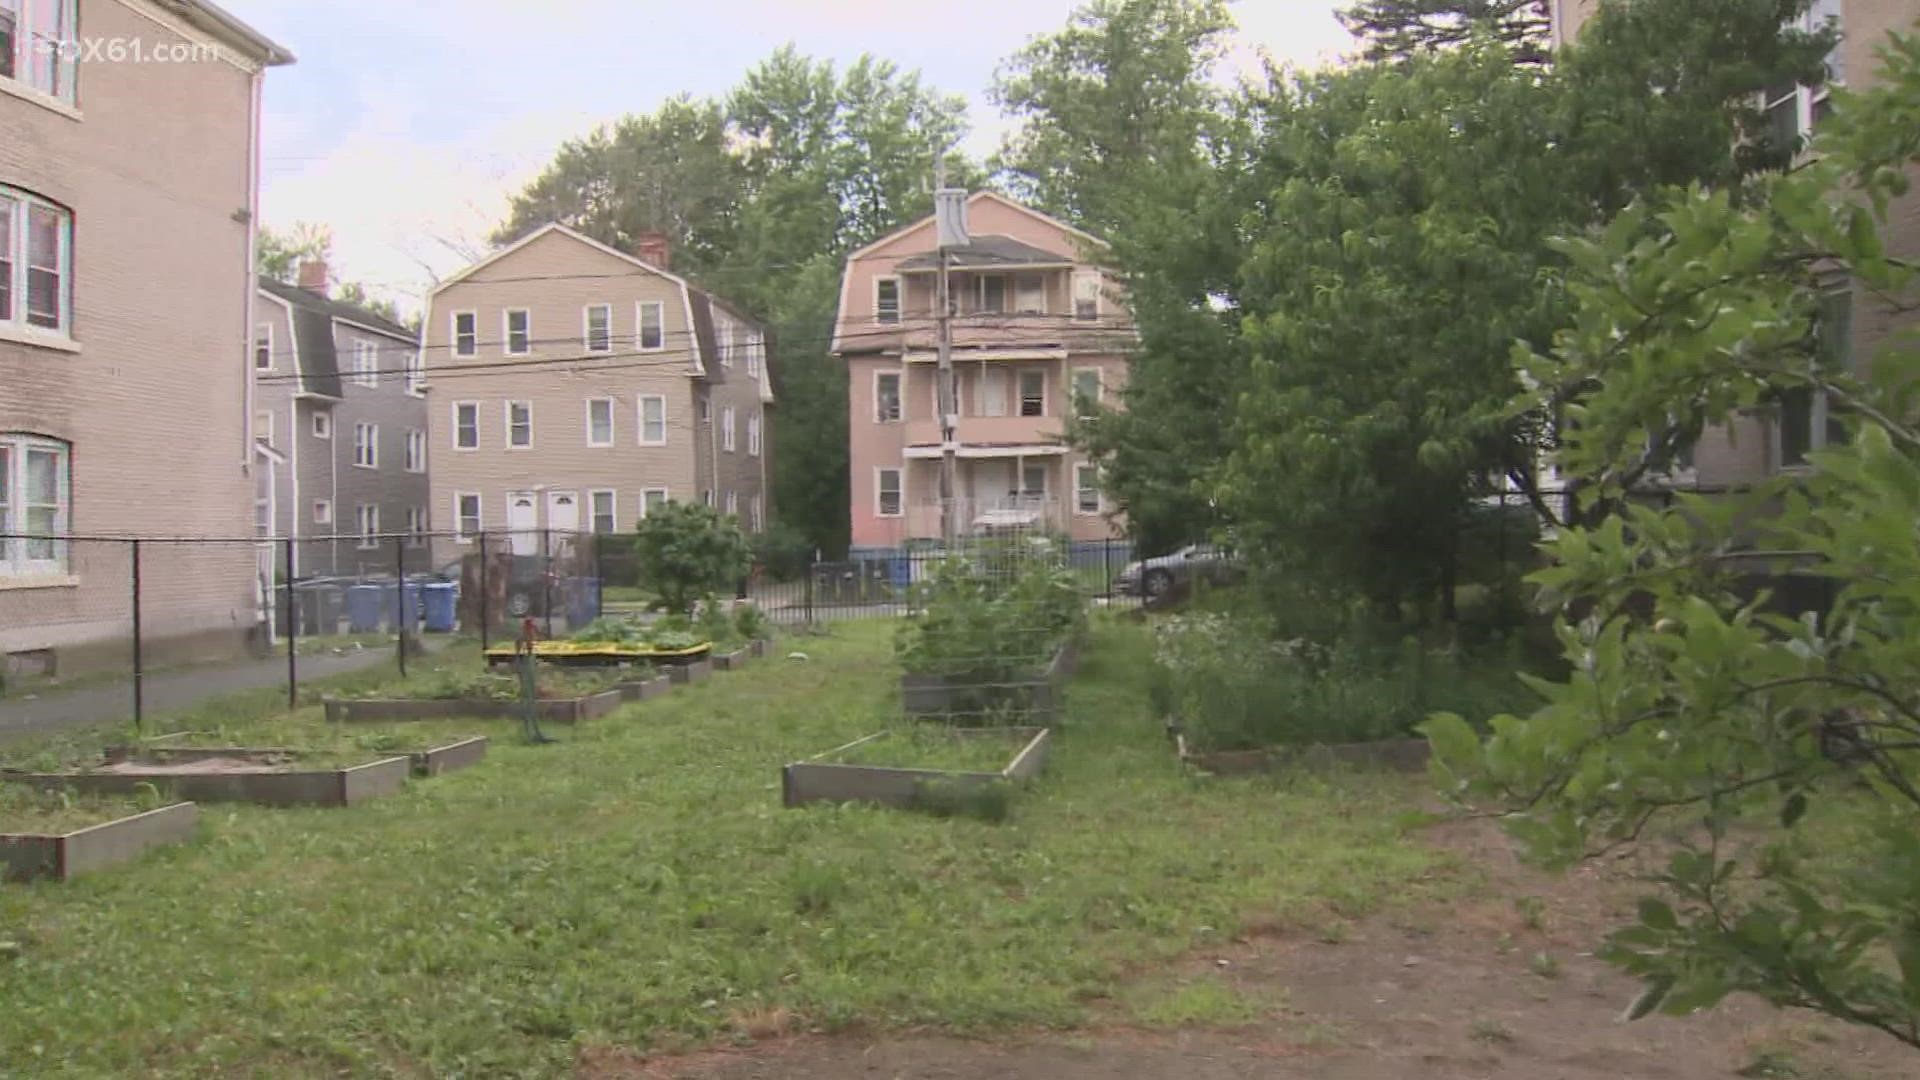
[1425,34,1920,1049]
[256,222,410,326]
[631,501,753,616]
[1339,0,1551,63]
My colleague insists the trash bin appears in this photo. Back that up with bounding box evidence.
[345,584,384,633]
[421,582,458,633]
[381,581,422,631]
[888,556,911,591]
[565,577,601,631]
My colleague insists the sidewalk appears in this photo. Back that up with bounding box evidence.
[0,645,405,741]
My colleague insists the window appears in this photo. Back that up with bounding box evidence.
[641,488,669,517]
[586,397,614,447]
[352,422,378,468]
[1015,273,1045,314]
[747,413,762,457]
[455,492,481,540]
[0,433,68,576]
[254,410,274,446]
[312,410,332,439]
[0,190,71,334]
[875,467,903,517]
[253,324,273,370]
[1765,3,1844,149]
[719,319,735,368]
[348,341,377,389]
[978,275,1007,314]
[636,301,664,351]
[504,309,530,355]
[1072,368,1102,418]
[506,401,532,448]
[1075,463,1101,515]
[639,395,666,445]
[405,429,426,473]
[722,407,736,452]
[590,490,616,534]
[452,311,478,357]
[981,367,1008,418]
[875,371,902,423]
[1021,462,1047,497]
[406,506,426,548]
[1781,286,1854,467]
[1019,370,1046,417]
[404,349,425,395]
[1073,272,1101,322]
[312,499,332,525]
[746,332,763,377]
[725,489,738,517]
[702,489,714,507]
[355,504,379,549]
[584,303,612,352]
[2,0,76,102]
[452,402,478,450]
[875,277,901,324]
[697,394,711,423]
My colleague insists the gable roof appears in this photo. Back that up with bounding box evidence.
[425,222,698,297]
[259,278,417,400]
[259,277,415,343]
[843,190,1109,265]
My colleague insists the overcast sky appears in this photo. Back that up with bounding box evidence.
[233,1,1359,314]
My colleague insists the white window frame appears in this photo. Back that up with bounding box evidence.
[404,428,427,474]
[586,396,615,447]
[641,488,669,517]
[406,506,427,548]
[2,1,78,105]
[638,395,667,446]
[351,340,379,389]
[0,433,70,577]
[1018,369,1047,418]
[718,318,735,368]
[454,492,481,542]
[1074,463,1102,516]
[1072,271,1101,323]
[874,369,903,423]
[253,323,274,371]
[505,400,533,449]
[1071,366,1103,418]
[355,504,380,550]
[636,301,665,352]
[404,348,426,396]
[312,410,332,440]
[721,406,736,452]
[503,308,531,356]
[747,412,762,457]
[874,276,901,325]
[312,499,333,525]
[583,303,613,353]
[0,188,73,338]
[451,310,478,357]
[746,331,763,377]
[451,401,479,451]
[589,488,617,534]
[725,489,738,517]
[750,494,763,532]
[352,422,378,469]
[874,467,904,518]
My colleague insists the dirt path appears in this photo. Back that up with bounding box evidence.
[601,818,1912,1080]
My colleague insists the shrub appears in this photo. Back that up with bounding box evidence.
[733,602,770,642]
[631,501,752,616]
[752,521,814,582]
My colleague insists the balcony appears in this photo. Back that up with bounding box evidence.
[842,313,1134,358]
[903,415,1063,449]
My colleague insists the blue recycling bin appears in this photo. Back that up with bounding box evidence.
[380,581,422,631]
[888,556,912,591]
[421,582,458,633]
[566,577,602,630]
[345,585,384,633]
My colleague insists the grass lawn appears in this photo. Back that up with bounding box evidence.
[0,618,1464,1077]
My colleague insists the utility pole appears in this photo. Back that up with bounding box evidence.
[933,157,964,548]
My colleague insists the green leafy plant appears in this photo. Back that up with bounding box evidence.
[894,551,1084,683]
[733,602,770,642]
[631,501,753,616]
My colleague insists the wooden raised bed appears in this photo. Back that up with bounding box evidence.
[0,752,410,808]
[783,727,1052,809]
[900,640,1079,720]
[323,689,623,724]
[616,675,672,702]
[712,646,751,671]
[1,802,200,883]
[104,739,489,779]
[668,657,713,685]
[748,638,772,658]
[1174,733,1431,775]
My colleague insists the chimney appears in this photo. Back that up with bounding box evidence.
[296,258,329,297]
[634,232,671,271]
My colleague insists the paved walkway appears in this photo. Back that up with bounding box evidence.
[0,645,406,740]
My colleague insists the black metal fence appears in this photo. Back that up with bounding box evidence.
[744,539,1140,624]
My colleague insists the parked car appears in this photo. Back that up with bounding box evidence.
[1113,544,1240,598]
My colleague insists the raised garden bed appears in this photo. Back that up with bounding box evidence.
[104,738,489,779]
[1,801,199,883]
[711,646,752,671]
[783,726,1052,809]
[323,690,622,724]
[1173,731,1431,775]
[668,657,712,685]
[481,640,712,667]
[0,750,410,808]
[616,674,672,702]
[900,639,1079,721]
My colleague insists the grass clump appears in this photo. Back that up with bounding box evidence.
[0,785,176,834]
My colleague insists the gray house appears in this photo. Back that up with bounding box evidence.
[255,266,431,579]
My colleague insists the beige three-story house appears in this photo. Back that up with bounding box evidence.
[0,0,291,675]
[421,226,772,563]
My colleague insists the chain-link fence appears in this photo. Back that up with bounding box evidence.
[0,530,605,740]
